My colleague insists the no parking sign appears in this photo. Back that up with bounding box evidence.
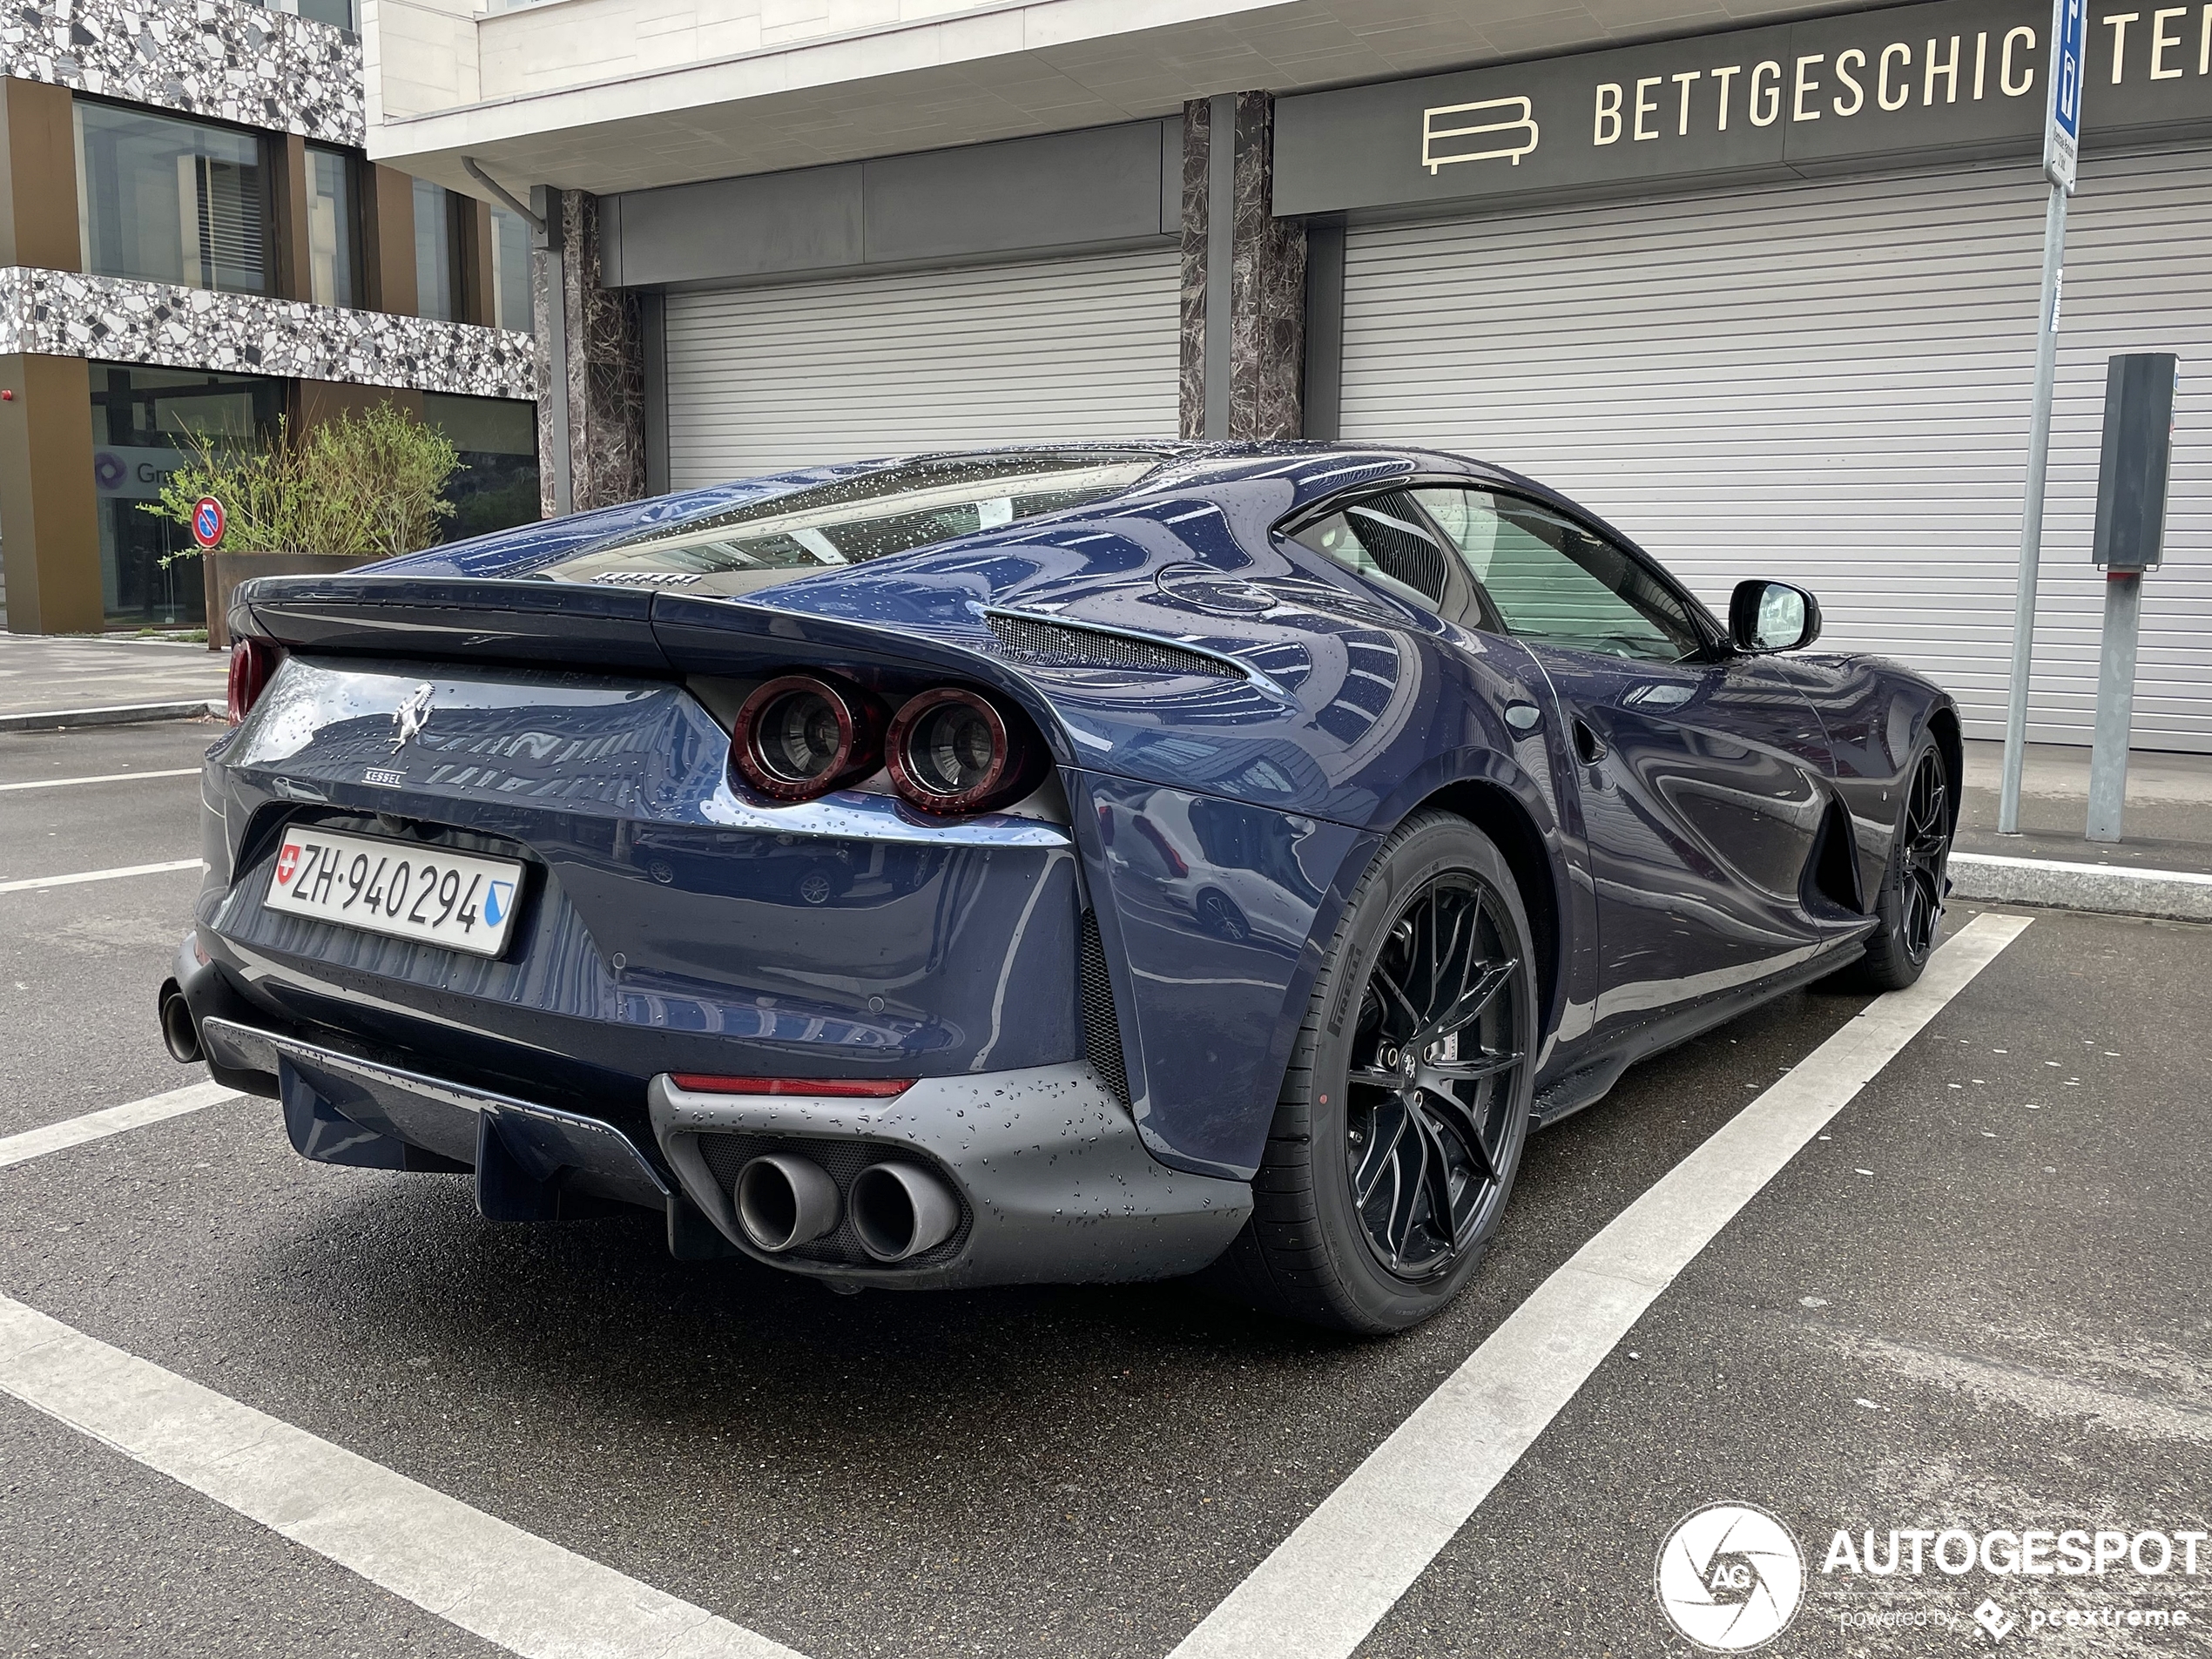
[191,496,226,550]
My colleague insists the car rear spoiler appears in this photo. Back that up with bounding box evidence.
[235,576,670,670]
[232,574,1078,764]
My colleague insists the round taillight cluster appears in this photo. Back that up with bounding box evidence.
[728,676,1044,815]
[226,637,285,725]
[887,688,1042,814]
[732,676,885,800]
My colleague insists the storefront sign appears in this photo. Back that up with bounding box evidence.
[91,445,188,501]
[1274,0,2212,215]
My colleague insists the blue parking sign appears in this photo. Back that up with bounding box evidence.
[2046,0,2084,189]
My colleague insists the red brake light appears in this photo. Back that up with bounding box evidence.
[886,686,1044,815]
[670,1075,914,1098]
[226,637,284,725]
[729,674,886,802]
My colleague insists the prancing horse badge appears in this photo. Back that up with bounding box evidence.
[388,683,435,752]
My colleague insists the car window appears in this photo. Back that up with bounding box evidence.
[536,451,1164,592]
[1413,487,1704,663]
[1289,489,1454,610]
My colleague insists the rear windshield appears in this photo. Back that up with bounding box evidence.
[541,450,1163,596]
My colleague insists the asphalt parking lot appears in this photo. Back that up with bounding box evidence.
[2,705,2207,1657]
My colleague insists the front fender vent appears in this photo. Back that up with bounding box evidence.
[1079,909,1132,1109]
[988,612,1241,679]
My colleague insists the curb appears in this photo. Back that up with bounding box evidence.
[1950,851,2212,923]
[0,699,220,733]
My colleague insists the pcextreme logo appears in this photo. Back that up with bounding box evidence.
[1656,1502,1806,1651]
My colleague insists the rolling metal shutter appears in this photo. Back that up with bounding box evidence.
[1339,145,2212,752]
[663,248,1181,488]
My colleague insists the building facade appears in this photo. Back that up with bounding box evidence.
[0,0,542,634]
[366,0,2205,750]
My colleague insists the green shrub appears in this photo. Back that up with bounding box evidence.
[145,404,462,561]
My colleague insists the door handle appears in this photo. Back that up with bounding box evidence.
[1572,718,1608,765]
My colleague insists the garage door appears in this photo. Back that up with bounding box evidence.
[664,248,1181,488]
[1339,146,2212,752]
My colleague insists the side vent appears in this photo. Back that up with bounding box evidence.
[988,612,1241,679]
[1805,794,1865,914]
[1079,910,1132,1109]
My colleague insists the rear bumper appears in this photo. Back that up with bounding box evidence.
[648,1069,1251,1290]
[194,1008,1250,1290]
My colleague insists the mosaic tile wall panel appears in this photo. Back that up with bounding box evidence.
[1,0,362,145]
[0,266,540,400]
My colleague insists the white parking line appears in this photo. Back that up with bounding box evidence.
[1170,911,2034,1659]
[0,859,202,894]
[0,1082,238,1170]
[0,768,200,792]
[0,1297,808,1659]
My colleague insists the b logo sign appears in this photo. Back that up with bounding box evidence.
[1655,1503,1804,1651]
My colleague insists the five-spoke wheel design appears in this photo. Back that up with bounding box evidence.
[1343,872,1524,1281]
[1895,747,1951,962]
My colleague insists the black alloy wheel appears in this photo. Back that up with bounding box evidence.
[1345,873,1524,1280]
[1894,746,1950,962]
[1827,735,1952,994]
[1216,811,1538,1333]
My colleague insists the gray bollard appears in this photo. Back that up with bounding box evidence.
[2084,352,2176,845]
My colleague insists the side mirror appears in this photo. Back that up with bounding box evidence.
[1730,580,1822,652]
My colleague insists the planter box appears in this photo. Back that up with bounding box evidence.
[203,550,381,650]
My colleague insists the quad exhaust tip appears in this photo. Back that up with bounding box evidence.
[157,980,202,1065]
[850,1162,960,1263]
[733,1154,841,1253]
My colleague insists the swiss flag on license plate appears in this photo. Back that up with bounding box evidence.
[275,842,300,887]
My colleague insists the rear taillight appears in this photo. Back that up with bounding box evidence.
[886,686,1043,815]
[730,674,886,802]
[226,637,284,725]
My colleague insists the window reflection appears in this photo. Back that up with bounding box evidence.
[490,206,532,331]
[413,179,460,321]
[1413,487,1706,664]
[75,100,266,294]
[540,451,1165,592]
[306,146,357,308]
[89,362,285,629]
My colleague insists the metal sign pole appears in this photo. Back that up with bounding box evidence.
[1998,0,2085,835]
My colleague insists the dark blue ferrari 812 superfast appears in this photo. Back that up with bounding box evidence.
[159,442,1957,1332]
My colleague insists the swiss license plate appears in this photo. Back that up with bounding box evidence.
[264,827,525,958]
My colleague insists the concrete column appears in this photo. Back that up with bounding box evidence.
[0,83,96,631]
[267,134,314,303]
[1178,91,1306,442]
[0,354,101,634]
[535,187,645,518]
[457,195,496,328]
[0,78,81,271]
[361,164,418,317]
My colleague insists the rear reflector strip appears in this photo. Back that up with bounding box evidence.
[669,1075,914,1098]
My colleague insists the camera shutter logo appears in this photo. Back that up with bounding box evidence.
[1655,1502,1805,1651]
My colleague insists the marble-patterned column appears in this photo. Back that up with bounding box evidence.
[1177,98,1211,442]
[1178,92,1306,443]
[537,187,646,518]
